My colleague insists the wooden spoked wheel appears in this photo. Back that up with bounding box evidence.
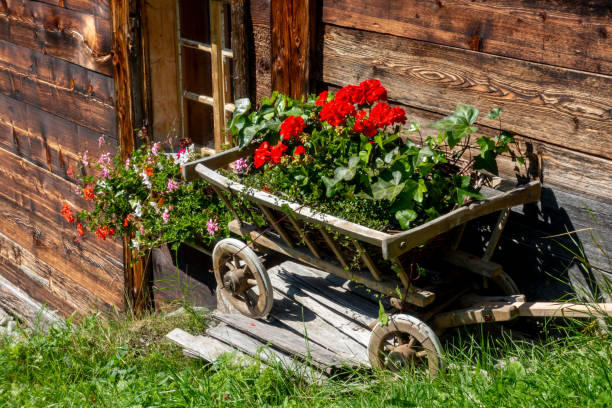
[491,270,520,295]
[212,238,273,319]
[368,314,443,374]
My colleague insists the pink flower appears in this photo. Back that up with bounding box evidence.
[82,150,89,166]
[99,167,110,179]
[151,142,161,155]
[167,178,179,192]
[147,155,154,165]
[234,158,248,173]
[98,136,105,148]
[125,158,130,171]
[162,208,171,223]
[74,185,81,195]
[97,152,111,167]
[206,219,219,235]
[139,225,146,236]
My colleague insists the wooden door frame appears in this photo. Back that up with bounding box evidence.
[110,0,152,313]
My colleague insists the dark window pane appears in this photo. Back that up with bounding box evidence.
[185,99,214,148]
[182,47,212,97]
[179,0,210,43]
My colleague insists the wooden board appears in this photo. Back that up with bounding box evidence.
[213,312,352,372]
[321,24,612,160]
[143,0,180,141]
[0,273,63,328]
[34,1,109,18]
[322,0,612,75]
[166,327,249,364]
[0,0,112,75]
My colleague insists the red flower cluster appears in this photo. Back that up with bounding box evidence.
[294,145,306,155]
[315,91,328,106]
[280,116,305,141]
[353,111,378,137]
[77,222,84,236]
[254,141,271,168]
[270,141,288,164]
[359,79,387,104]
[61,202,75,223]
[369,102,407,127]
[320,99,356,126]
[95,225,115,240]
[83,185,95,201]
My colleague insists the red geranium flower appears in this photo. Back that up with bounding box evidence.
[60,202,75,223]
[123,214,132,227]
[335,84,366,105]
[280,116,306,141]
[353,114,378,137]
[95,225,115,240]
[294,145,306,155]
[83,185,95,201]
[77,222,84,236]
[254,141,271,168]
[369,102,405,127]
[270,141,288,164]
[315,91,328,106]
[359,79,387,104]
[320,100,356,126]
[145,167,154,177]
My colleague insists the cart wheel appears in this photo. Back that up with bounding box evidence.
[368,314,443,375]
[492,271,520,295]
[212,238,273,319]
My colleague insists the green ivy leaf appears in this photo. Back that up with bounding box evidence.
[371,178,406,201]
[395,209,417,229]
[455,104,479,125]
[474,151,499,175]
[414,179,428,203]
[486,108,502,120]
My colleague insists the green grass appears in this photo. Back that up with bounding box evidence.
[0,308,610,408]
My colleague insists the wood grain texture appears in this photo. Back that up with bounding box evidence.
[321,25,612,159]
[0,93,115,177]
[0,231,107,315]
[110,0,147,313]
[0,39,114,102]
[34,0,109,18]
[231,0,249,100]
[0,273,63,327]
[271,0,315,97]
[322,0,612,75]
[0,52,116,135]
[0,0,112,75]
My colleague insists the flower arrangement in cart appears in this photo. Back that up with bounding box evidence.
[228,79,522,231]
[60,131,231,254]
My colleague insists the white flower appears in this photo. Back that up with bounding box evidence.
[132,201,143,218]
[139,169,152,189]
[131,239,140,250]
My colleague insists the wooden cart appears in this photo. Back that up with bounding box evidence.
[183,148,612,372]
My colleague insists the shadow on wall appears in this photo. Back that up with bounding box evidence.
[463,187,611,303]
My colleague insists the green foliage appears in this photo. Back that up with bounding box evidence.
[71,139,231,256]
[229,90,520,231]
[0,311,609,407]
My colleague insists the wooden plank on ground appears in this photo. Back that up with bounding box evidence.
[321,24,612,159]
[322,0,612,75]
[269,290,368,364]
[0,274,63,328]
[207,324,327,381]
[213,312,349,372]
[166,328,249,364]
[273,261,378,330]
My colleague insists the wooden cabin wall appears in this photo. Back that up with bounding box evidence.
[0,0,124,320]
[319,0,612,300]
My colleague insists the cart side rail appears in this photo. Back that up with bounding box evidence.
[382,181,541,259]
[193,162,390,247]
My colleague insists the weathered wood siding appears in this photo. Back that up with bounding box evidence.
[0,0,124,318]
[320,1,612,300]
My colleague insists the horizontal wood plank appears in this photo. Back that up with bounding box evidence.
[322,0,612,75]
[0,231,107,315]
[0,57,116,135]
[0,39,114,102]
[0,0,112,75]
[34,0,109,18]
[321,25,612,159]
[0,273,63,327]
[0,93,116,176]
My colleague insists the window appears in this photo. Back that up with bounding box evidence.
[145,0,235,152]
